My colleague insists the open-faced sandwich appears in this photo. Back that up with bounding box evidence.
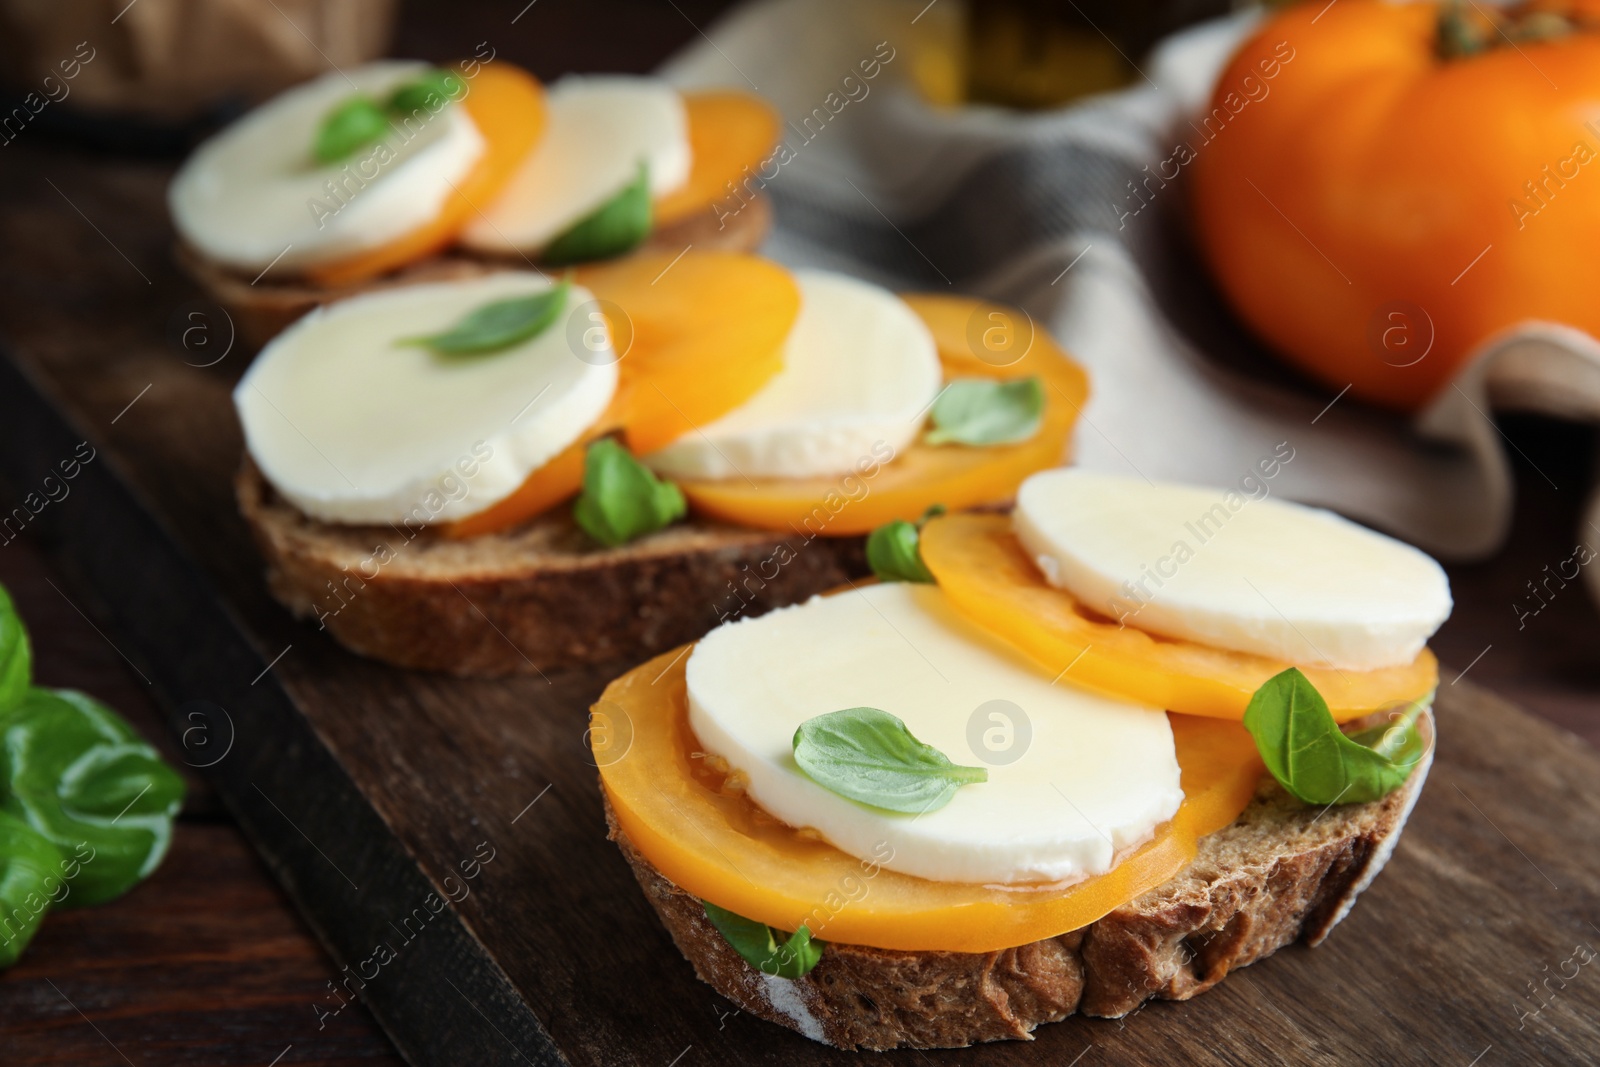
[169,57,779,345]
[593,468,1451,1049]
[234,253,1086,673]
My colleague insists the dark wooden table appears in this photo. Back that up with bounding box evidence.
[0,4,734,1063]
[0,534,401,1066]
[0,3,714,1064]
[3,1,1600,1064]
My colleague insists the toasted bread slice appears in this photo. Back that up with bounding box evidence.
[236,456,862,675]
[606,711,1433,1050]
[182,195,772,350]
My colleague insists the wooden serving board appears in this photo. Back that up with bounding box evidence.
[3,147,1600,1067]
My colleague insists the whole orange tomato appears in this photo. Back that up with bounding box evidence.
[1191,0,1600,411]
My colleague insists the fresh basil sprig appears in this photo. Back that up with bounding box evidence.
[0,810,62,967]
[925,376,1044,446]
[401,278,571,357]
[0,583,185,969]
[793,707,987,814]
[864,504,944,584]
[313,67,463,165]
[701,901,823,979]
[573,438,687,547]
[0,584,30,713]
[3,688,186,906]
[1242,668,1428,806]
[543,163,653,265]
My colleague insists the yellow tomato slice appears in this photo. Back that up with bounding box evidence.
[577,252,800,454]
[595,643,1263,954]
[920,511,1440,722]
[675,294,1089,536]
[442,252,798,538]
[306,63,548,288]
[654,92,782,227]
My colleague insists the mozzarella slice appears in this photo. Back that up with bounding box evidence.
[461,75,689,254]
[236,273,616,525]
[686,582,1183,885]
[1014,469,1453,671]
[170,61,485,273]
[646,271,942,480]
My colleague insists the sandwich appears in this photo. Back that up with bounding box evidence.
[234,253,1087,673]
[169,57,779,347]
[592,468,1450,1048]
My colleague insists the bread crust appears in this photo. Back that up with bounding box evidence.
[181,195,773,350]
[605,713,1434,1050]
[236,459,863,675]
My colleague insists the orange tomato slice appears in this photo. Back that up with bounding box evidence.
[595,643,1263,953]
[306,63,548,288]
[674,294,1089,536]
[654,91,782,227]
[920,511,1440,722]
[578,252,799,454]
[442,252,798,538]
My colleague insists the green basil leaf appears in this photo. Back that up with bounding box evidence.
[1242,668,1426,806]
[387,68,464,114]
[573,438,686,547]
[0,688,185,907]
[401,278,571,356]
[542,163,653,265]
[792,707,987,814]
[701,901,823,979]
[0,810,64,969]
[0,583,31,715]
[924,376,1044,446]
[313,95,390,165]
[865,520,935,583]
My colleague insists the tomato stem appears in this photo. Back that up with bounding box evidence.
[1437,0,1576,59]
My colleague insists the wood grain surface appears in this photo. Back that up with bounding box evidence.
[2,110,1600,1067]
[0,535,402,1066]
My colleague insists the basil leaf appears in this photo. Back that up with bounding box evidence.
[401,278,571,356]
[924,376,1044,446]
[314,69,463,165]
[542,163,653,265]
[1345,701,1429,767]
[313,95,390,165]
[1242,668,1426,806]
[792,707,987,814]
[0,583,31,715]
[573,438,686,547]
[701,901,822,979]
[0,810,63,968]
[865,520,935,583]
[865,505,944,583]
[1,688,185,907]
[387,68,464,114]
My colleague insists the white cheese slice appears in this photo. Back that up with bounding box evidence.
[170,60,486,273]
[235,273,616,525]
[461,75,690,254]
[646,270,942,480]
[1014,469,1453,671]
[685,582,1183,886]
